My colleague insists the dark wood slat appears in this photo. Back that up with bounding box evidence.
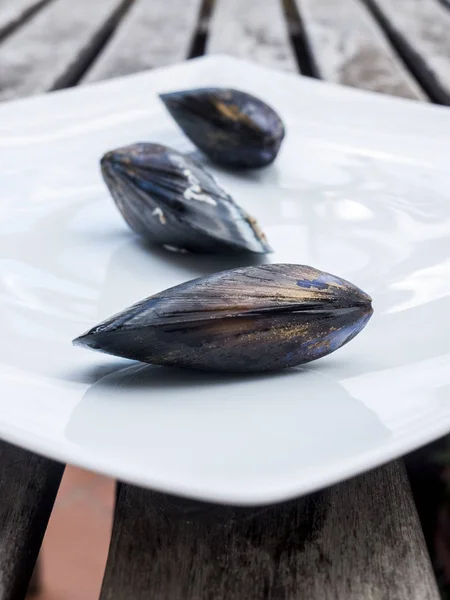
[0,0,49,39]
[0,0,130,101]
[0,440,64,599]
[206,0,298,72]
[294,0,426,99]
[84,0,203,83]
[100,462,439,600]
[366,0,450,103]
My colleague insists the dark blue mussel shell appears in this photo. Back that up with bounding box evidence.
[73,264,373,373]
[160,88,285,168]
[101,143,272,254]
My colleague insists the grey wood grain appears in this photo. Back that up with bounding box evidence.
[0,0,129,101]
[0,0,49,39]
[100,462,439,600]
[207,0,298,72]
[84,0,203,83]
[0,440,63,600]
[295,0,426,99]
[366,0,450,103]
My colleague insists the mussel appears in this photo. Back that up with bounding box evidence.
[160,88,285,168]
[73,264,373,372]
[101,142,271,254]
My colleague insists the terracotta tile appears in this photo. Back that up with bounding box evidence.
[56,465,105,503]
[90,478,117,514]
[29,468,115,600]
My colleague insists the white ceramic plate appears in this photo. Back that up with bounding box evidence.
[1,56,450,505]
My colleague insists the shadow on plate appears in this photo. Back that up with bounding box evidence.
[66,359,319,390]
[65,359,391,489]
[133,238,269,276]
[185,148,282,185]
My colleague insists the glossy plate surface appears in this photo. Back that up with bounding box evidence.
[0,56,449,504]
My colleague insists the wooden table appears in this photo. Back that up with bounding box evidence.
[0,0,447,598]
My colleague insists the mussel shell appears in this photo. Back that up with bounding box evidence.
[101,143,271,254]
[74,264,373,373]
[160,88,285,168]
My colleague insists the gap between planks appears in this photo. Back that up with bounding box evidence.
[363,0,450,104]
[0,0,134,101]
[84,0,204,82]
[293,0,427,99]
[0,0,51,41]
[206,0,298,73]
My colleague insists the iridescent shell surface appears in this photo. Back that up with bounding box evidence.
[101,143,271,254]
[160,88,285,168]
[73,264,373,373]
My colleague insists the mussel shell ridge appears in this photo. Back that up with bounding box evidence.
[74,264,373,372]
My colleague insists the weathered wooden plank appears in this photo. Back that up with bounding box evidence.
[84,0,203,83]
[0,0,49,39]
[0,0,130,101]
[206,0,298,72]
[100,462,439,600]
[366,0,450,103]
[294,0,426,99]
[0,440,64,600]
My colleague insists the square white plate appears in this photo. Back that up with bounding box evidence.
[1,56,450,505]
